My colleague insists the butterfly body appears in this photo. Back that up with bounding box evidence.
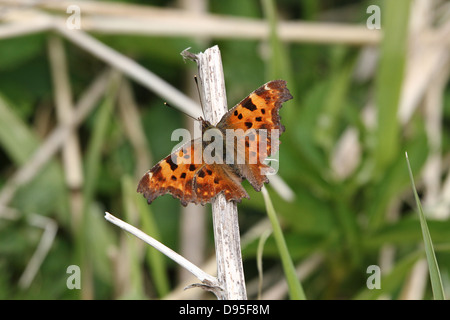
[137,80,292,206]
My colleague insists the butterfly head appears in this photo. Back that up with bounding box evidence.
[199,117,214,132]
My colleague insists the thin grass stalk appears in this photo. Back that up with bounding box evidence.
[134,180,171,297]
[405,152,445,300]
[0,1,382,45]
[261,186,306,300]
[120,176,146,298]
[256,229,272,300]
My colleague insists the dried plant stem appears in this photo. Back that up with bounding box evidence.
[18,214,58,289]
[47,34,84,229]
[54,23,203,119]
[0,0,381,45]
[104,212,218,288]
[117,79,152,178]
[48,34,83,190]
[183,46,247,300]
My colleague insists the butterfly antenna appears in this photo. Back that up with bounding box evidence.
[194,75,206,119]
[163,102,197,121]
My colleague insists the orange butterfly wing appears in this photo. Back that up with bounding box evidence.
[193,163,249,205]
[217,80,292,191]
[137,141,199,206]
[137,139,249,206]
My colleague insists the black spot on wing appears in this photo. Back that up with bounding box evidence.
[242,97,257,111]
[166,157,178,171]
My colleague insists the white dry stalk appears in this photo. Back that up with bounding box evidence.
[0,1,382,45]
[47,34,85,228]
[117,80,153,178]
[183,46,247,300]
[47,34,84,190]
[0,207,57,289]
[104,212,220,291]
[18,214,58,289]
[54,22,203,120]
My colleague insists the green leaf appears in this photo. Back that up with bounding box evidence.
[120,176,146,299]
[406,152,445,300]
[256,229,272,300]
[0,35,45,71]
[135,184,171,298]
[0,94,69,219]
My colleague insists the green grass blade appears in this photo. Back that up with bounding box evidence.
[374,0,411,171]
[0,94,38,165]
[261,186,306,300]
[82,74,120,209]
[256,229,272,300]
[0,94,69,219]
[405,152,445,300]
[135,187,171,297]
[121,176,146,299]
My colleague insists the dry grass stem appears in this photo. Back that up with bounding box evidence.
[117,80,152,178]
[53,22,203,119]
[104,212,219,289]
[48,34,84,190]
[186,46,247,300]
[0,1,381,45]
[18,214,58,289]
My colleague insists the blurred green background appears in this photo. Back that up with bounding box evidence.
[0,0,449,300]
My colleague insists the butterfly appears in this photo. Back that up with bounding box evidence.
[137,80,292,206]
